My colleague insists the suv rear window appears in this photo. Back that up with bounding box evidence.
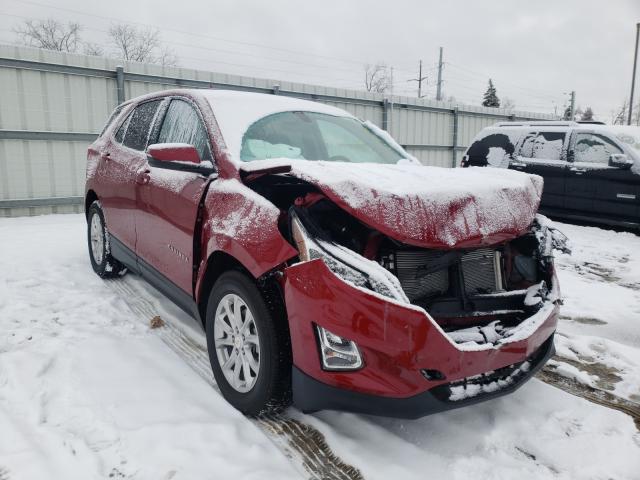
[466,133,517,167]
[120,100,162,151]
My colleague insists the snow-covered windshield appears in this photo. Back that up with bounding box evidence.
[240,111,407,164]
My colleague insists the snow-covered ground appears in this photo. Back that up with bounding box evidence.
[1,214,639,480]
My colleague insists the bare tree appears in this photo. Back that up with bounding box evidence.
[108,24,178,66]
[364,63,391,93]
[502,97,516,112]
[83,42,104,56]
[14,18,81,52]
[611,99,629,125]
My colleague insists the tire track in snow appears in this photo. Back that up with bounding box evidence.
[537,367,640,431]
[105,277,363,480]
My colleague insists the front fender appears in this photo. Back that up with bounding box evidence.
[195,179,297,302]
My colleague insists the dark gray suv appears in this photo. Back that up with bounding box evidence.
[461,121,640,229]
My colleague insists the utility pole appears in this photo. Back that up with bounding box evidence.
[408,60,427,98]
[628,22,640,125]
[570,91,576,120]
[436,47,444,101]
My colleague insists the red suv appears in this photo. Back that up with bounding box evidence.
[85,89,564,417]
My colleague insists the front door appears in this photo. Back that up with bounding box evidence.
[511,130,569,211]
[135,98,215,295]
[566,131,640,223]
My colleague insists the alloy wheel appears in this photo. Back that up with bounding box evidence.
[213,293,261,393]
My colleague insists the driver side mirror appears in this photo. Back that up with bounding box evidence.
[146,143,216,176]
[609,153,634,169]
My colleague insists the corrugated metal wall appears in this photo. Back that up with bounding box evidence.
[0,44,553,217]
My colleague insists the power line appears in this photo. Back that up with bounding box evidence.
[3,0,418,78]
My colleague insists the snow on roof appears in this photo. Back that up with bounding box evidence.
[201,90,353,161]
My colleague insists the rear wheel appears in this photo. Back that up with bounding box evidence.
[87,201,126,278]
[205,271,291,415]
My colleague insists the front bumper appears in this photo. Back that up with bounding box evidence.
[284,259,559,416]
[293,335,555,418]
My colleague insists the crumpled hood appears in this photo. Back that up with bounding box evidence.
[240,159,543,249]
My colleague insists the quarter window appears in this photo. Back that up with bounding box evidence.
[122,100,162,151]
[573,133,622,164]
[519,131,566,161]
[158,99,212,161]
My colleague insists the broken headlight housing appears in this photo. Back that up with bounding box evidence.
[290,211,408,303]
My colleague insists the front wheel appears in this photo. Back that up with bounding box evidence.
[205,271,291,415]
[87,201,126,278]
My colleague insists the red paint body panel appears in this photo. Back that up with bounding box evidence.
[284,259,558,398]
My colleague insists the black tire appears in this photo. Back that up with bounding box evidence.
[205,270,291,416]
[87,201,126,278]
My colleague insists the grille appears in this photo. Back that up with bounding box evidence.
[394,250,450,301]
[461,248,502,294]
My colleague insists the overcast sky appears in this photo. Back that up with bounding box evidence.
[1,0,639,120]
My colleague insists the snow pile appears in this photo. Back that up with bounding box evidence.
[241,159,543,248]
[0,215,299,480]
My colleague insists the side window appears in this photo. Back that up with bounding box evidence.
[574,133,623,164]
[100,105,124,137]
[122,100,162,151]
[114,111,131,144]
[519,131,566,160]
[157,99,212,161]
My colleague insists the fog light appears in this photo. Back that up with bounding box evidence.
[316,325,363,371]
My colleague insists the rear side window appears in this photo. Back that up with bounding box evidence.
[466,133,517,167]
[519,131,566,160]
[574,133,622,164]
[122,100,162,151]
[157,99,212,161]
[100,105,124,137]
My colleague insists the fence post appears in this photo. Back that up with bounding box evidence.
[382,98,389,131]
[116,65,125,104]
[272,84,280,95]
[451,107,459,167]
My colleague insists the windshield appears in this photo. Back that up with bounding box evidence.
[240,111,407,163]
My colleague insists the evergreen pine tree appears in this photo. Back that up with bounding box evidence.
[482,79,500,108]
[581,107,594,121]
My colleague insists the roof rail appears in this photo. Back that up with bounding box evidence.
[576,120,606,125]
[494,120,578,127]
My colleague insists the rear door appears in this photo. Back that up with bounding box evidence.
[511,130,569,210]
[566,131,640,222]
[135,97,215,296]
[98,100,162,251]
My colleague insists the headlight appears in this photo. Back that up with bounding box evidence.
[316,325,363,370]
[291,212,408,303]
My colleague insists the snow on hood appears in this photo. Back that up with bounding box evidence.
[241,159,543,249]
[203,91,353,161]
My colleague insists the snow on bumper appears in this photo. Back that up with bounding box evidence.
[284,259,559,400]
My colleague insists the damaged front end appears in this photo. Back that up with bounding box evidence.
[286,192,565,349]
[243,169,564,416]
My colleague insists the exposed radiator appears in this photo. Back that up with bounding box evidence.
[388,248,503,301]
[394,250,450,301]
[461,248,503,294]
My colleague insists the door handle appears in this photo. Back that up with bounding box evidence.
[569,166,587,174]
[136,169,151,185]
